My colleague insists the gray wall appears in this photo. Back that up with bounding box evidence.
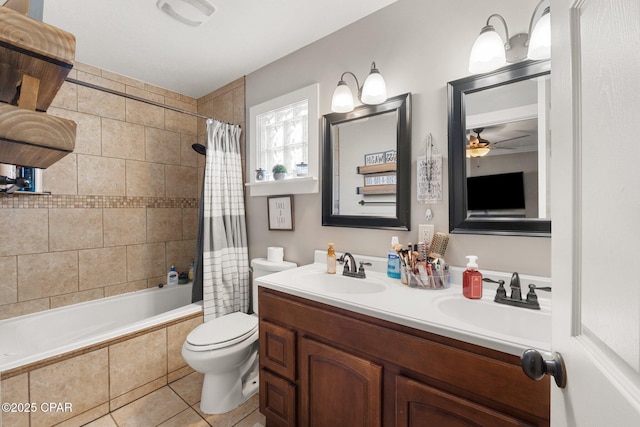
[245,0,550,277]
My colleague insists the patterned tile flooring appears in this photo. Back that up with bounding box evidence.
[84,372,265,427]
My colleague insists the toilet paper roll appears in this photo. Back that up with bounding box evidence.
[267,246,284,263]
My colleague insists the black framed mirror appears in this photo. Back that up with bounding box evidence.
[322,93,411,229]
[448,60,551,237]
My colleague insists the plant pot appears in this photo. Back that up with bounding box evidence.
[273,173,285,181]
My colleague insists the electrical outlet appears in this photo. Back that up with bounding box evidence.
[418,224,435,245]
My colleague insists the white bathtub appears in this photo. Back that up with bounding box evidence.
[0,283,202,373]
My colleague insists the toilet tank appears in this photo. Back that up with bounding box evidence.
[250,258,297,314]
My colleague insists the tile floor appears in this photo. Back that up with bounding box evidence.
[84,372,265,427]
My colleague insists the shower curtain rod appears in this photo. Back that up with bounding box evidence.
[64,77,238,126]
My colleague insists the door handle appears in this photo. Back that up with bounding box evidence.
[521,349,567,388]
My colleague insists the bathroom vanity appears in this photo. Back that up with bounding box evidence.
[257,255,551,426]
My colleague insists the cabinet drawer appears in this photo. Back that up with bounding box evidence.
[260,319,296,381]
[260,368,296,427]
[396,375,536,427]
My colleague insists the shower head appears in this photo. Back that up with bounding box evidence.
[192,143,206,156]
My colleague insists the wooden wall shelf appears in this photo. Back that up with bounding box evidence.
[357,163,397,175]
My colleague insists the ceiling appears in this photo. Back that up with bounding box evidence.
[40,0,397,98]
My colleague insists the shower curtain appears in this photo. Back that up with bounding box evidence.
[193,119,249,322]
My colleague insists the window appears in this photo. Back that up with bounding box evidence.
[248,83,319,196]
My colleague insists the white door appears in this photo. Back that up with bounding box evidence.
[551,0,640,425]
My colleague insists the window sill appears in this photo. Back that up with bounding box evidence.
[246,176,318,197]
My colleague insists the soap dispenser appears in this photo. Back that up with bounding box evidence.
[327,243,336,274]
[387,236,401,279]
[167,265,179,286]
[463,256,483,299]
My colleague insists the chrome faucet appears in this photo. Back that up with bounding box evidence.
[484,272,551,310]
[338,252,370,279]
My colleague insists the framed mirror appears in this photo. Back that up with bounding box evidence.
[322,93,411,229]
[448,60,551,237]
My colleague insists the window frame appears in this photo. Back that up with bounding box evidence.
[248,83,319,197]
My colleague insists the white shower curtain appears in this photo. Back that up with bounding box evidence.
[201,119,249,322]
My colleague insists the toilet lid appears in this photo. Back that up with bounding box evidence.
[186,312,258,350]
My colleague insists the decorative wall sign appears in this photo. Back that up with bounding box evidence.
[364,151,386,166]
[267,195,294,230]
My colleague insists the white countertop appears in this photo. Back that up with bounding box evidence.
[256,251,551,357]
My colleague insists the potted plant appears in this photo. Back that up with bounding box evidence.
[272,164,287,180]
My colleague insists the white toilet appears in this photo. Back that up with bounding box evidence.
[182,258,297,414]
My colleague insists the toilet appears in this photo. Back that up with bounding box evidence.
[182,258,297,414]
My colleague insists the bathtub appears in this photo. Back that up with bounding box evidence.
[0,283,202,373]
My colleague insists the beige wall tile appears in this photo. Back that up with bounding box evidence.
[103,208,146,247]
[102,119,146,160]
[109,329,167,398]
[180,133,198,166]
[0,298,49,320]
[126,98,165,129]
[18,251,78,301]
[111,386,186,427]
[0,209,48,257]
[147,275,166,288]
[79,247,127,290]
[147,208,183,243]
[49,209,103,251]
[182,208,198,240]
[78,86,126,121]
[167,316,203,373]
[77,71,126,92]
[103,69,145,89]
[126,243,166,282]
[75,62,103,76]
[166,239,196,273]
[233,86,245,124]
[48,108,102,156]
[1,373,29,427]
[43,153,78,195]
[0,256,17,305]
[78,155,126,196]
[145,128,181,165]
[104,280,147,297]
[212,91,234,123]
[50,80,78,111]
[165,110,197,136]
[30,349,109,426]
[166,165,198,199]
[125,160,165,197]
[126,86,164,103]
[50,288,104,308]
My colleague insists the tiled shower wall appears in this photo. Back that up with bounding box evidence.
[0,62,245,321]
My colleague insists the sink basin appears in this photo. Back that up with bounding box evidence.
[294,270,387,294]
[435,295,551,344]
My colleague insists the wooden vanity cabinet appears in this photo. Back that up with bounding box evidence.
[258,287,550,427]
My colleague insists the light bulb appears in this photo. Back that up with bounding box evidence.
[469,25,507,74]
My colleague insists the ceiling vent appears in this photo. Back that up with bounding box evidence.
[156,0,215,27]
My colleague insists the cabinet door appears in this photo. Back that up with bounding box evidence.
[260,368,296,427]
[395,376,536,427]
[300,337,382,427]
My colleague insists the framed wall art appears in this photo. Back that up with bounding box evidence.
[267,195,294,231]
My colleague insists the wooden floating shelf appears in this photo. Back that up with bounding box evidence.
[0,103,76,168]
[0,6,76,168]
[357,184,396,195]
[0,6,76,112]
[356,163,397,175]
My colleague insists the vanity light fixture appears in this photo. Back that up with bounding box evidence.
[468,0,550,74]
[156,0,215,27]
[330,62,388,113]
